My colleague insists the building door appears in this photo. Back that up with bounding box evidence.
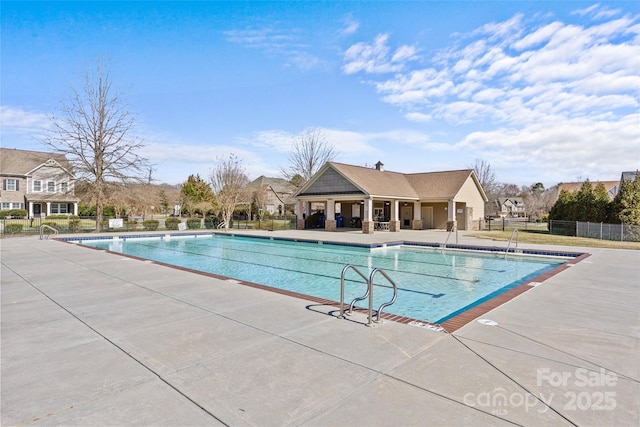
[33,204,41,217]
[421,206,433,229]
[401,206,412,228]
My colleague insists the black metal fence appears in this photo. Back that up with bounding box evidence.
[229,214,297,231]
[484,217,548,232]
[0,215,298,236]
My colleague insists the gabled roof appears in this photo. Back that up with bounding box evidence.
[621,171,638,182]
[557,180,619,200]
[0,148,74,177]
[246,176,297,195]
[330,162,418,198]
[405,169,484,200]
[496,197,524,205]
[557,181,619,194]
[296,162,488,201]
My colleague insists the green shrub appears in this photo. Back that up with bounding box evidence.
[0,209,28,219]
[143,219,159,231]
[165,217,181,230]
[47,214,79,219]
[4,224,24,234]
[68,219,82,232]
[204,216,222,229]
[41,221,59,233]
[186,218,202,229]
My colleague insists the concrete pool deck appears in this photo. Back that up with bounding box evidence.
[1,229,638,425]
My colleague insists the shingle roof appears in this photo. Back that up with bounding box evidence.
[557,181,619,194]
[246,176,297,195]
[0,148,73,175]
[330,163,418,198]
[405,169,476,199]
[299,162,485,201]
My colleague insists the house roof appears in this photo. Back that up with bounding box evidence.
[621,171,639,182]
[557,181,619,199]
[297,162,488,201]
[246,176,297,195]
[0,148,73,176]
[496,197,524,205]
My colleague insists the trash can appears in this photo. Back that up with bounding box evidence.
[336,216,343,228]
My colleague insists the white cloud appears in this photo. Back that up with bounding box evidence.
[405,112,432,123]
[343,8,639,184]
[341,16,360,35]
[0,105,50,134]
[223,27,321,71]
[572,3,621,20]
[342,34,418,74]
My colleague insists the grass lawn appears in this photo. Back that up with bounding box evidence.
[468,230,640,250]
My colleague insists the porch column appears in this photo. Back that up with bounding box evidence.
[362,198,374,234]
[28,201,34,218]
[325,199,336,231]
[447,200,457,231]
[46,202,51,217]
[412,201,422,230]
[73,202,78,216]
[389,200,400,232]
[295,200,305,230]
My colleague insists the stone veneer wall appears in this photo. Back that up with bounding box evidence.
[362,221,374,234]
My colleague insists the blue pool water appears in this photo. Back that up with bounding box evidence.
[78,234,566,324]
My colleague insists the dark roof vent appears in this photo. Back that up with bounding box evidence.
[375,161,384,171]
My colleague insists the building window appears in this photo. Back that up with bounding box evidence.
[47,181,55,192]
[3,179,18,191]
[60,182,68,193]
[33,180,42,192]
[1,202,10,210]
[51,203,68,214]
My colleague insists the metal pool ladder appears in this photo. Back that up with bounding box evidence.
[442,224,458,251]
[505,228,519,256]
[338,265,398,327]
[39,224,58,240]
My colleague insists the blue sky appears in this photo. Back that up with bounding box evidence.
[2,1,639,188]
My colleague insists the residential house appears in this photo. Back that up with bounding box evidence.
[245,176,297,215]
[556,181,620,200]
[0,148,79,217]
[294,161,487,233]
[494,197,526,218]
[620,170,638,185]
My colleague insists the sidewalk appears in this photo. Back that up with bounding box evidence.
[2,231,639,425]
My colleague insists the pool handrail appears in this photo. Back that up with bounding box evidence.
[369,268,398,324]
[442,223,458,251]
[505,228,519,256]
[39,224,58,240]
[339,265,369,319]
[339,264,399,326]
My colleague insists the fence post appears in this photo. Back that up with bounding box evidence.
[621,223,624,242]
[600,222,603,240]
[502,217,505,232]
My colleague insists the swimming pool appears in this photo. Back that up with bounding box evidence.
[74,233,573,325]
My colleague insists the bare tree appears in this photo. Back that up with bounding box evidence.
[281,128,336,185]
[44,60,149,231]
[470,159,497,197]
[210,155,249,230]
